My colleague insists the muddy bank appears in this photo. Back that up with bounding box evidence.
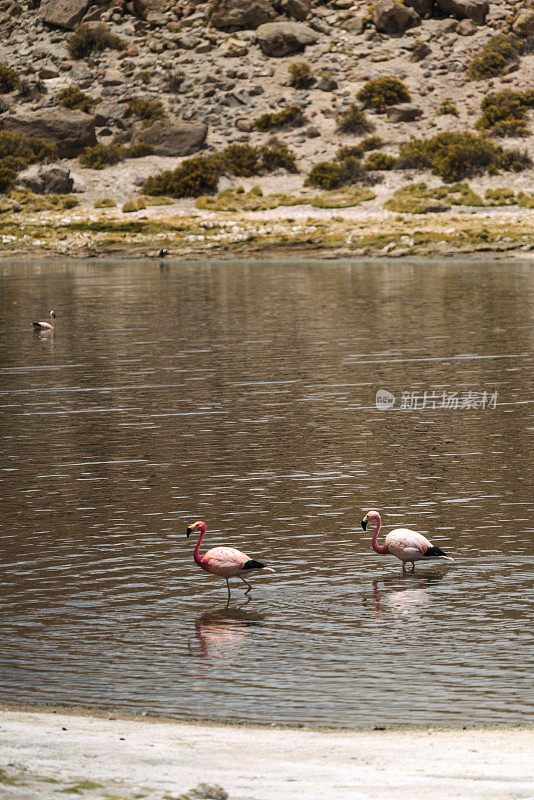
[0,706,533,800]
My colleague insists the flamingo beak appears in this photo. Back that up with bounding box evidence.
[186,525,193,538]
[361,517,368,531]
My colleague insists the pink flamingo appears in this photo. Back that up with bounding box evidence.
[186,521,274,599]
[361,510,453,572]
[33,310,55,331]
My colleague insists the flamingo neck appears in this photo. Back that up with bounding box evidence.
[50,315,55,329]
[371,516,389,555]
[193,527,206,567]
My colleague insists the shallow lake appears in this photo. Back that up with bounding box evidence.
[0,257,533,727]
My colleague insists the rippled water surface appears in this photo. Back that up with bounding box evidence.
[0,258,533,727]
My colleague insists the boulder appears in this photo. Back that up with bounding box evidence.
[456,17,477,33]
[211,0,275,29]
[409,40,431,61]
[133,0,169,17]
[387,103,422,122]
[281,0,311,22]
[403,0,432,15]
[16,164,74,194]
[435,0,488,23]
[39,0,91,29]
[131,119,207,155]
[316,74,337,91]
[340,14,365,33]
[513,9,534,36]
[256,21,318,56]
[0,108,97,157]
[372,0,420,34]
[93,99,129,128]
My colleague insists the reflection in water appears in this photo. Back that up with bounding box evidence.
[0,258,533,727]
[193,602,265,660]
[370,571,448,616]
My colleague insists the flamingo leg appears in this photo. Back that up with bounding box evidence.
[241,577,253,594]
[226,578,231,600]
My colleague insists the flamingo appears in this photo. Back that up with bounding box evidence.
[361,510,453,572]
[186,521,274,599]
[33,310,55,330]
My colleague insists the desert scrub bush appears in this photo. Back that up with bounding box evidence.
[0,62,19,93]
[336,105,374,134]
[436,99,459,117]
[517,192,534,209]
[94,197,117,208]
[288,61,312,89]
[58,85,97,113]
[484,187,517,205]
[476,89,533,137]
[122,197,147,213]
[467,34,522,80]
[219,143,260,177]
[396,131,531,182]
[384,182,484,214]
[165,70,185,92]
[254,105,305,132]
[126,97,165,126]
[79,143,126,168]
[336,136,384,161]
[357,77,410,109]
[8,190,78,211]
[0,131,57,191]
[79,142,154,168]
[127,142,154,158]
[305,156,377,190]
[143,155,221,198]
[259,137,298,172]
[366,152,397,170]
[67,23,126,59]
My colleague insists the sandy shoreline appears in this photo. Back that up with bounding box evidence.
[0,705,533,800]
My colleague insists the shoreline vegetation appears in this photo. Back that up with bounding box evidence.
[1,704,533,800]
[1,201,533,260]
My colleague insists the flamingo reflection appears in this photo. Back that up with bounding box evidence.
[191,603,265,659]
[370,571,447,616]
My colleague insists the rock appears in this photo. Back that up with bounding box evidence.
[102,69,123,86]
[210,0,275,30]
[235,117,253,131]
[281,0,310,22]
[133,0,168,18]
[16,164,74,194]
[435,0,488,23]
[256,21,319,57]
[93,99,129,128]
[316,74,337,91]
[340,14,364,33]
[403,0,431,15]
[409,40,431,60]
[372,0,420,34]
[39,64,60,79]
[387,103,422,122]
[222,44,249,56]
[131,119,207,155]
[39,0,91,29]
[456,17,477,33]
[513,9,534,36]
[306,124,320,137]
[0,108,97,157]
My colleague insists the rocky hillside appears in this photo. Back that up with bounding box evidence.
[0,0,533,212]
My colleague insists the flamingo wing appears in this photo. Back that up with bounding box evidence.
[385,528,433,561]
[33,321,52,329]
[202,546,250,577]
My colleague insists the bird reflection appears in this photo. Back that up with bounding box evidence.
[190,602,265,659]
[370,570,447,616]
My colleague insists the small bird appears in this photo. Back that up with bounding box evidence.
[33,310,56,331]
[186,521,274,599]
[361,509,453,572]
